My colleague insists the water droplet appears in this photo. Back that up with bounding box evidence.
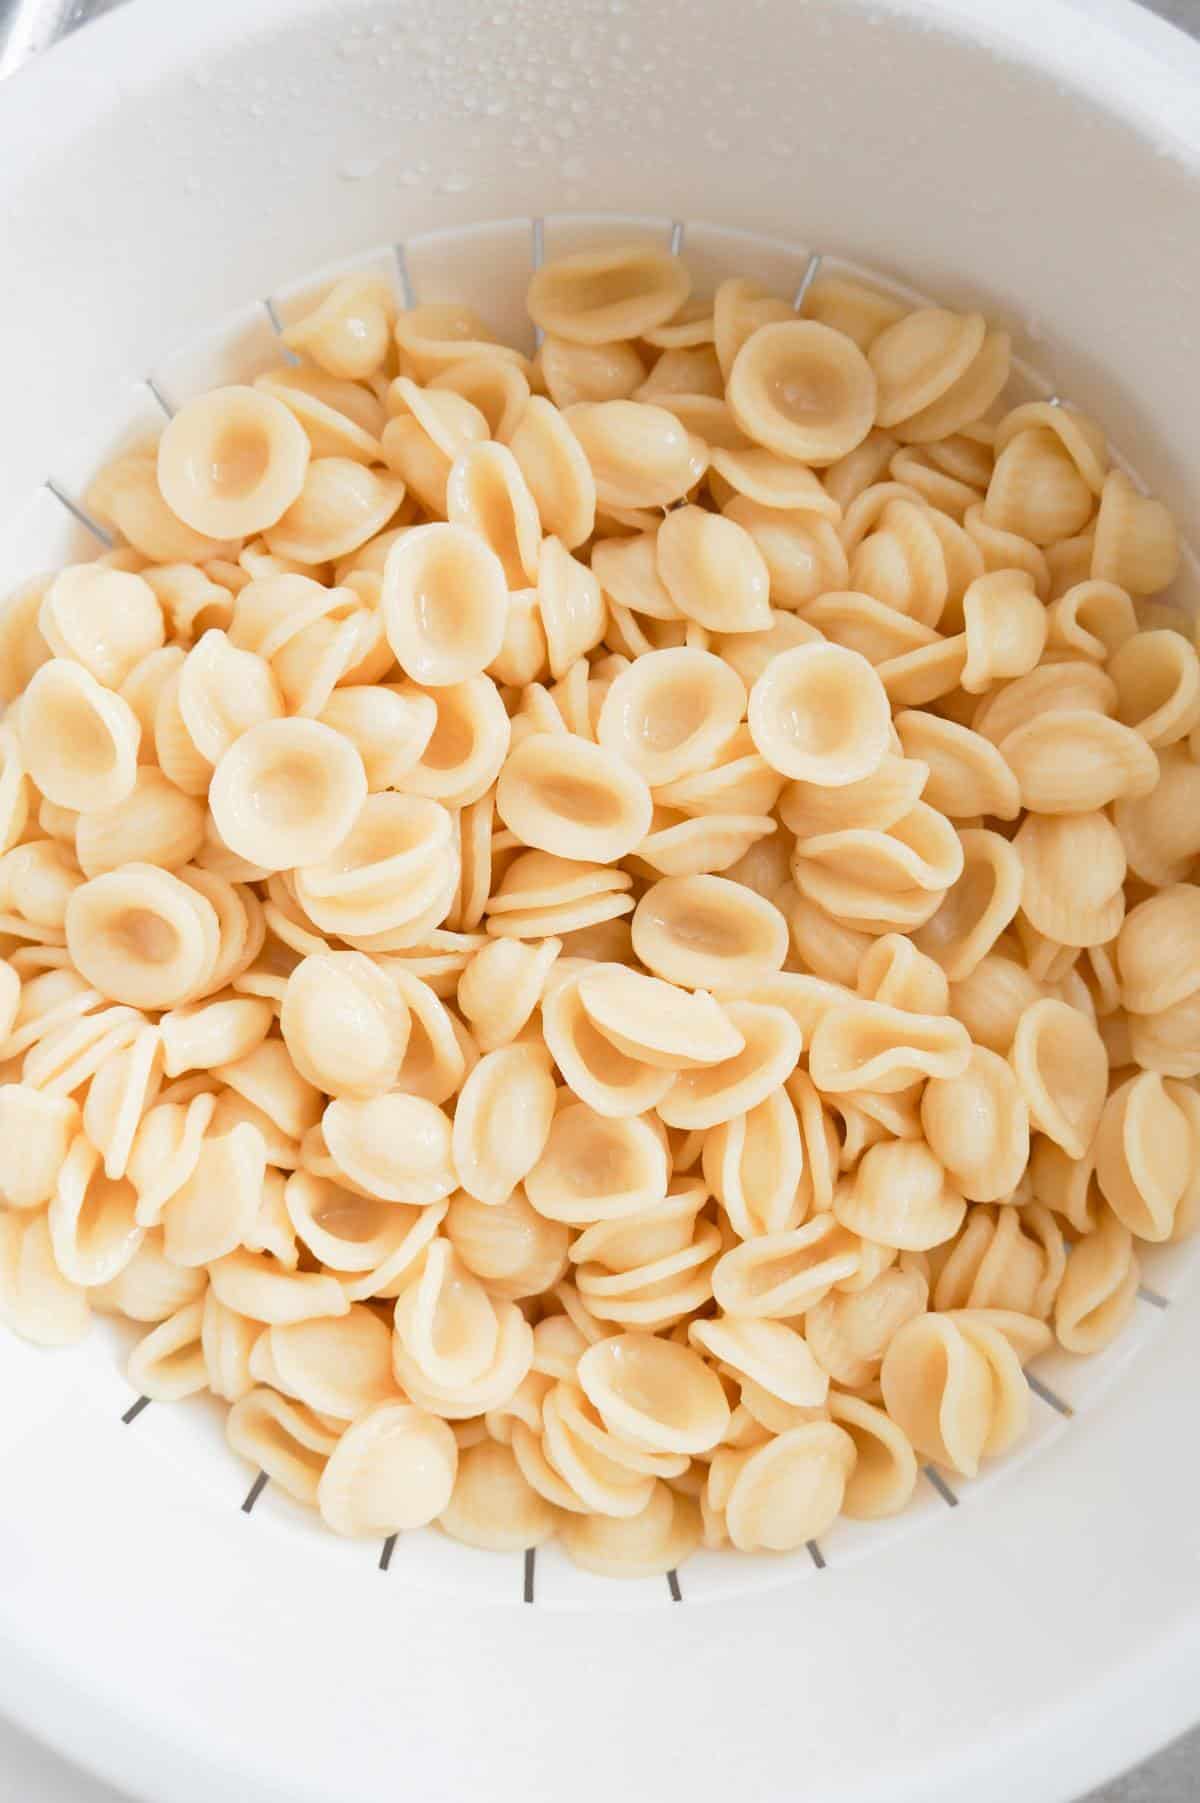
[339,157,380,182]
[439,172,472,194]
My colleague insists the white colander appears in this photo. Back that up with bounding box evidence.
[1,1,1199,1799]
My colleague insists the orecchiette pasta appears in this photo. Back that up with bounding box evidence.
[0,239,1194,1577]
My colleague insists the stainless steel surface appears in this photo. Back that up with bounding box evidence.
[0,0,1196,1797]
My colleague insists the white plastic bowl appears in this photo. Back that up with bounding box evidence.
[1,1,1200,1798]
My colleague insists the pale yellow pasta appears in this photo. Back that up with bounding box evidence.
[748,643,890,784]
[525,1101,668,1224]
[282,275,397,380]
[577,1332,729,1455]
[869,308,986,431]
[63,865,217,1009]
[1094,1071,1198,1241]
[279,951,409,1098]
[3,241,1198,1578]
[89,1227,206,1322]
[723,498,850,610]
[653,506,772,634]
[18,658,141,813]
[381,521,508,688]
[921,1047,1029,1202]
[227,1386,341,1503]
[930,1202,1064,1320]
[835,1139,966,1250]
[497,731,652,863]
[726,318,875,465]
[81,1022,162,1177]
[317,1402,458,1537]
[807,1267,928,1390]
[1054,1207,1140,1353]
[208,718,367,873]
[881,1310,1029,1477]
[1091,469,1180,595]
[157,386,310,538]
[39,564,164,689]
[127,1297,208,1401]
[565,398,704,511]
[808,999,970,1094]
[255,366,385,464]
[712,1214,863,1318]
[527,243,690,345]
[1010,996,1108,1160]
[718,1421,857,1551]
[656,1001,801,1131]
[451,1042,556,1206]
[445,1189,568,1300]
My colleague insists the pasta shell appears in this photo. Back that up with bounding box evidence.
[282,275,396,379]
[921,1047,1029,1202]
[869,308,986,429]
[318,1403,457,1537]
[984,427,1095,545]
[1091,469,1179,595]
[255,367,384,463]
[729,320,876,463]
[723,1421,857,1552]
[39,564,164,690]
[445,1189,569,1301]
[74,767,207,879]
[807,999,970,1094]
[440,1438,561,1552]
[1015,810,1126,947]
[1093,1070,1195,1241]
[19,659,141,813]
[835,1139,966,1250]
[894,712,1019,820]
[208,718,367,873]
[226,1387,340,1504]
[856,934,949,1015]
[881,1311,1029,1477]
[497,732,652,864]
[452,1043,556,1205]
[1114,742,1200,885]
[1109,629,1200,748]
[700,1085,804,1237]
[656,1002,802,1130]
[999,709,1158,814]
[712,1214,863,1317]
[1054,1207,1140,1354]
[527,244,690,345]
[157,387,311,539]
[595,647,745,786]
[930,1203,1063,1319]
[162,1122,266,1267]
[322,1092,455,1205]
[542,973,674,1118]
[654,507,771,634]
[806,1269,927,1391]
[266,1305,396,1419]
[972,657,1116,748]
[1046,579,1137,661]
[723,499,850,609]
[1009,997,1108,1159]
[575,962,743,1071]
[749,643,891,785]
[524,1103,669,1224]
[632,874,788,990]
[578,1332,729,1455]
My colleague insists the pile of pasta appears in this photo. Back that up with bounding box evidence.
[0,241,1197,1577]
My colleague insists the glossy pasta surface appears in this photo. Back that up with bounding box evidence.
[1,241,1197,1575]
